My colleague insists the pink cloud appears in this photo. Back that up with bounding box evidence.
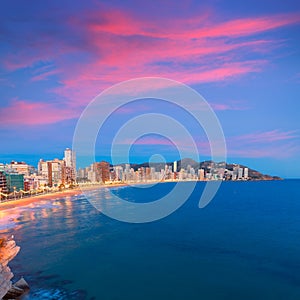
[133,136,175,146]
[52,59,265,107]
[86,10,300,40]
[30,64,60,82]
[5,8,297,76]
[181,13,300,39]
[226,130,299,158]
[48,9,292,106]
[0,99,79,126]
[210,102,250,111]
[2,7,300,125]
[81,31,270,71]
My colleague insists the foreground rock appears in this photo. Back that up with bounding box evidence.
[0,237,29,299]
[3,277,29,299]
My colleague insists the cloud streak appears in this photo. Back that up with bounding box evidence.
[1,5,300,126]
[0,99,79,126]
[108,128,299,160]
[227,129,299,158]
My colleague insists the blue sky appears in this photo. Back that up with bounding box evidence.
[0,0,299,177]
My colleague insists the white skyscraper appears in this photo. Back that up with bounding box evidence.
[238,167,243,180]
[64,148,76,168]
[64,148,76,183]
[173,161,177,173]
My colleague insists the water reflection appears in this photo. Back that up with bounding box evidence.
[2,182,300,300]
[0,192,104,299]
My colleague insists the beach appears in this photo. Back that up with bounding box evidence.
[0,183,128,211]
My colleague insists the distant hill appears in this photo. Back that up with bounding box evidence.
[177,158,200,170]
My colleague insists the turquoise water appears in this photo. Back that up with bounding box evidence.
[1,180,300,299]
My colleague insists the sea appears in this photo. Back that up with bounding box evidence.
[1,180,300,300]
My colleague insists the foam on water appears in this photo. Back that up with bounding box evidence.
[0,212,20,230]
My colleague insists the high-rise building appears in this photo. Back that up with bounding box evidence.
[173,161,177,173]
[87,170,96,182]
[50,159,65,186]
[77,168,86,179]
[198,168,205,181]
[114,166,123,181]
[145,167,151,180]
[38,159,48,179]
[94,161,110,183]
[38,159,65,187]
[64,148,76,168]
[233,164,239,180]
[238,167,243,180]
[64,148,76,183]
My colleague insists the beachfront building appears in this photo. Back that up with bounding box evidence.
[4,172,24,192]
[38,159,66,187]
[24,174,48,190]
[94,161,110,183]
[0,171,9,195]
[6,161,35,176]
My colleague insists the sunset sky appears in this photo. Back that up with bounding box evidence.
[0,1,299,177]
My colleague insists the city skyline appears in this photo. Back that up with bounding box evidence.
[0,147,277,199]
[0,146,281,187]
[0,1,300,178]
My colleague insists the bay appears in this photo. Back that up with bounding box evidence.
[1,180,300,299]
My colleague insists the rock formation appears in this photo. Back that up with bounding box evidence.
[0,237,28,299]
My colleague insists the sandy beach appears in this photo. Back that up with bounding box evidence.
[0,183,128,212]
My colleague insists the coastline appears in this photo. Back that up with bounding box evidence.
[0,178,282,212]
[0,180,180,212]
[0,183,128,212]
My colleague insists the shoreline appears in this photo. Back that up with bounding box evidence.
[0,183,128,212]
[0,178,283,212]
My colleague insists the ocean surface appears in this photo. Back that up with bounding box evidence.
[1,180,300,300]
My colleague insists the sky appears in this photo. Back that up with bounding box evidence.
[0,0,299,178]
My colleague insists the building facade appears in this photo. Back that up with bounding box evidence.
[94,161,110,183]
[38,159,66,187]
[0,171,9,195]
[4,173,24,192]
[64,148,76,183]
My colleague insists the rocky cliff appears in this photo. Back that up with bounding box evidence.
[0,237,20,299]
